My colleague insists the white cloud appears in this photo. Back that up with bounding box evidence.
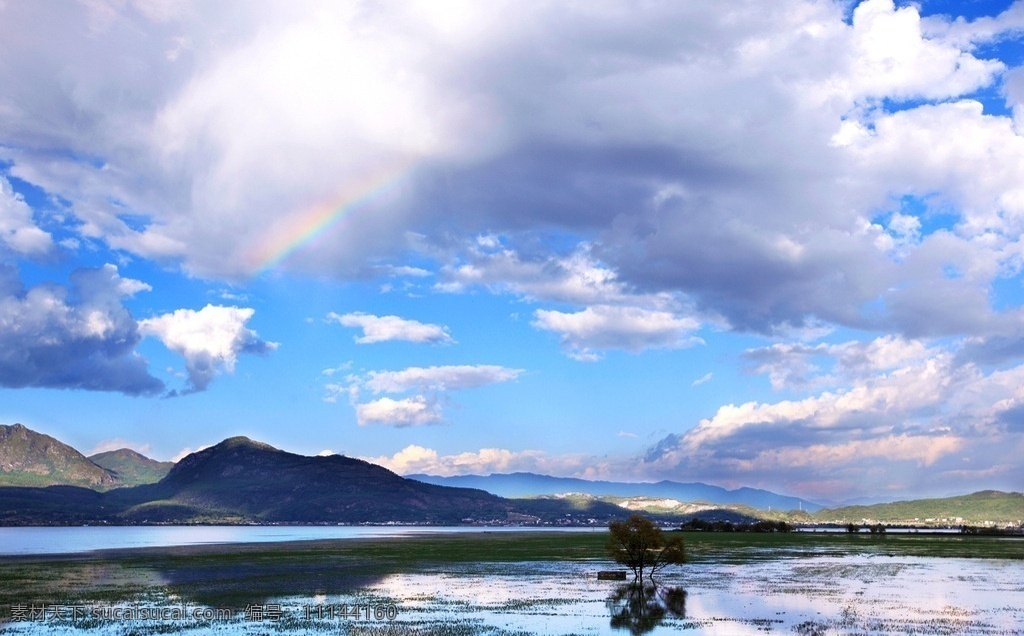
[0,176,53,257]
[322,382,357,405]
[831,0,1003,104]
[440,241,702,359]
[532,304,701,360]
[684,353,958,450]
[320,361,352,377]
[691,372,713,387]
[363,444,442,474]
[171,445,209,463]
[361,444,592,477]
[439,243,670,309]
[328,311,454,345]
[362,364,523,394]
[332,364,524,427]
[748,434,964,471]
[139,304,277,392]
[88,438,154,457]
[923,1,1024,49]
[356,396,443,427]
[845,101,1024,232]
[743,335,932,390]
[832,335,932,376]
[385,265,431,278]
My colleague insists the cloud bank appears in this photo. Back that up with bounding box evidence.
[4,0,1022,344]
[0,264,162,395]
[640,337,1024,499]
[4,1,1024,498]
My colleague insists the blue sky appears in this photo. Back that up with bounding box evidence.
[2,0,1024,502]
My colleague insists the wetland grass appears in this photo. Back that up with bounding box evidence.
[0,531,612,616]
[678,529,1024,563]
[1,529,1022,633]
[1,530,1020,611]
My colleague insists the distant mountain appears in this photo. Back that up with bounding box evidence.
[0,424,818,525]
[814,490,1024,526]
[115,436,521,524]
[827,495,899,507]
[407,472,823,512]
[0,431,628,525]
[0,423,119,490]
[89,448,174,487]
[3,427,1014,527]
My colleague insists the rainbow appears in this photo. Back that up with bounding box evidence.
[245,161,416,275]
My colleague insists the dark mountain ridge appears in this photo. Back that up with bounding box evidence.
[129,436,518,523]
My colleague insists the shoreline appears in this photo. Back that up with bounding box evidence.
[3,526,1022,565]
[0,528,604,562]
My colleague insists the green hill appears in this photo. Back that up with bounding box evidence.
[813,490,1024,526]
[89,448,173,487]
[0,424,119,490]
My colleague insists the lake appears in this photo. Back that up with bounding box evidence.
[324,554,1024,634]
[0,524,600,555]
[0,530,1021,634]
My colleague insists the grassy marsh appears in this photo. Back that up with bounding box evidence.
[1,530,1022,634]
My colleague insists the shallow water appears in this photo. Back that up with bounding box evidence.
[0,525,599,555]
[4,552,1023,634]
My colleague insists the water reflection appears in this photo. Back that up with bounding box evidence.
[606,582,687,634]
[28,554,391,609]
[4,549,1023,634]
[156,560,387,608]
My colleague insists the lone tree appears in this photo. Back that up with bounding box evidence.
[607,514,685,582]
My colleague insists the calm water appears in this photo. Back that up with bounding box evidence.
[0,525,599,555]
[1,529,1023,634]
[3,554,1022,634]
[346,555,1024,634]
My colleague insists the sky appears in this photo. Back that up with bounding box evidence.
[2,0,1024,504]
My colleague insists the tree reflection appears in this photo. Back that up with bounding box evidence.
[606,582,687,634]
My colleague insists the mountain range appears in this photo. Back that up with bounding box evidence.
[1,423,1018,527]
[0,425,627,525]
[0,423,821,517]
[408,472,824,512]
